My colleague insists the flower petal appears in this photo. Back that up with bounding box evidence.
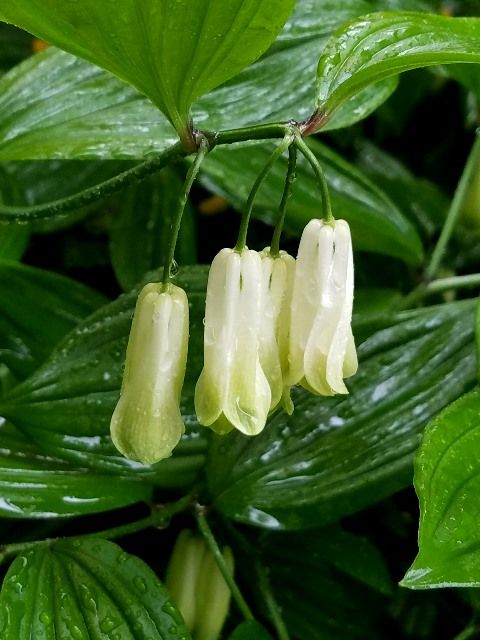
[110,283,188,464]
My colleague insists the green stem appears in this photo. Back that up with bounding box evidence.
[255,559,291,640]
[270,144,297,257]
[235,134,294,251]
[0,492,194,566]
[397,273,480,309]
[162,137,208,284]
[212,122,290,146]
[0,122,293,223]
[425,130,480,281]
[0,143,185,222]
[196,510,254,622]
[294,135,332,222]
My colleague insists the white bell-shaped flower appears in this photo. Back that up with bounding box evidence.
[195,248,271,436]
[110,282,189,464]
[259,248,295,414]
[289,218,358,395]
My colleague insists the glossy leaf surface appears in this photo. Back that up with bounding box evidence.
[207,301,477,529]
[0,267,208,482]
[0,260,107,380]
[402,389,480,588]
[201,140,424,264]
[0,0,411,161]
[0,420,151,518]
[0,538,190,639]
[315,12,480,129]
[0,0,294,139]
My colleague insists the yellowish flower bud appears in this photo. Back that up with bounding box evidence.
[195,248,271,436]
[165,529,234,640]
[289,218,358,395]
[110,282,188,464]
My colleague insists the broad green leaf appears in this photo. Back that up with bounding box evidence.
[0,537,191,639]
[0,260,107,380]
[0,1,411,162]
[110,170,197,291]
[313,12,480,132]
[0,267,208,482]
[0,49,177,161]
[402,389,480,589]
[0,0,295,142]
[228,622,274,640]
[0,420,151,518]
[201,139,424,264]
[207,301,477,529]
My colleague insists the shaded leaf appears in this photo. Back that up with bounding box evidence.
[0,260,107,380]
[0,537,191,639]
[264,530,387,639]
[228,621,274,640]
[354,139,449,237]
[207,301,477,529]
[0,227,29,261]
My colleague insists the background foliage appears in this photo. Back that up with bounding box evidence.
[1,0,480,638]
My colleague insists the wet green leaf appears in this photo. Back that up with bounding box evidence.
[314,12,480,131]
[0,0,294,141]
[402,389,480,589]
[0,421,151,518]
[0,260,107,381]
[0,537,191,639]
[201,139,424,264]
[0,1,411,161]
[207,301,477,529]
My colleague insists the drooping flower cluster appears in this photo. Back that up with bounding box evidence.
[195,218,357,436]
[110,217,357,463]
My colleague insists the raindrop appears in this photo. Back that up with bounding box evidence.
[39,612,51,625]
[99,616,121,633]
[133,576,147,594]
[79,584,97,612]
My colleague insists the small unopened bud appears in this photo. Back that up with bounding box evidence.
[165,529,234,640]
[110,282,189,464]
